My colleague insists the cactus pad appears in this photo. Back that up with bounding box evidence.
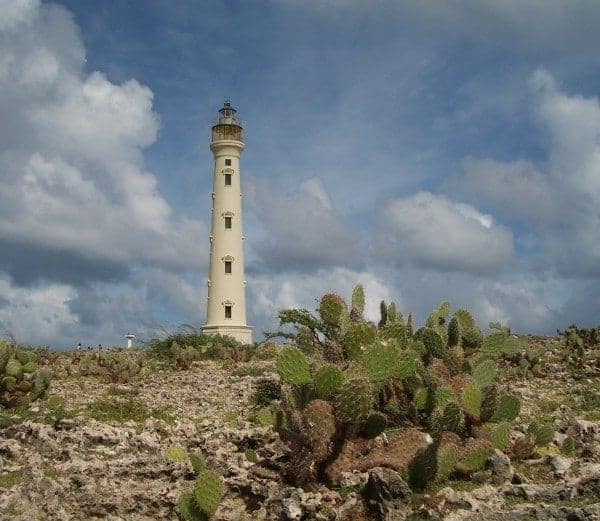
[529,422,554,446]
[414,387,429,410]
[437,445,458,482]
[277,347,312,386]
[314,364,344,400]
[456,441,492,474]
[194,469,222,516]
[351,284,365,317]
[341,322,377,360]
[318,293,348,328]
[178,492,208,521]
[491,422,511,450]
[415,327,445,362]
[472,360,497,388]
[454,309,475,330]
[335,377,372,424]
[447,316,460,347]
[461,382,483,419]
[362,342,400,386]
[189,452,206,474]
[491,394,521,422]
[5,358,23,380]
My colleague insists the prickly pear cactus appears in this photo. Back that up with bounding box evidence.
[461,382,483,420]
[529,421,554,446]
[313,364,344,400]
[350,284,365,317]
[456,440,493,474]
[335,377,372,424]
[194,469,222,517]
[318,293,348,328]
[362,342,401,386]
[416,327,445,362]
[1,346,51,408]
[472,360,497,388]
[447,316,460,347]
[341,322,377,360]
[437,445,458,482]
[491,394,521,422]
[461,327,484,351]
[178,491,208,521]
[277,347,312,386]
[491,422,511,450]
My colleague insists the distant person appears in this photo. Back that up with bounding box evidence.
[98,343,103,351]
[76,342,81,351]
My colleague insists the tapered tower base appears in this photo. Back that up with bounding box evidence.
[201,324,253,345]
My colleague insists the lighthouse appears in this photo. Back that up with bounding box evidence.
[201,101,252,344]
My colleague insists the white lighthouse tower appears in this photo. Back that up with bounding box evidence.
[201,101,252,344]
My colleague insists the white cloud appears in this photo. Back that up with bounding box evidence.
[451,69,600,277]
[0,0,39,32]
[378,192,514,274]
[0,1,207,282]
[247,176,359,271]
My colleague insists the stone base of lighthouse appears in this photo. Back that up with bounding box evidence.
[201,324,253,345]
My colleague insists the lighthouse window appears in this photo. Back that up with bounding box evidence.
[225,216,232,229]
[224,173,232,186]
[225,159,232,166]
[225,260,232,274]
[225,305,232,318]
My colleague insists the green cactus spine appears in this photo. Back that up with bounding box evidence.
[335,377,372,424]
[194,469,222,517]
[491,394,521,422]
[277,347,312,386]
[313,364,344,400]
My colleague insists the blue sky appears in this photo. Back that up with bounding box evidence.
[1,0,599,348]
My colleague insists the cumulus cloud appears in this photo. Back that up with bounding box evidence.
[451,69,600,277]
[247,177,360,272]
[0,2,207,284]
[377,192,514,274]
[0,1,210,346]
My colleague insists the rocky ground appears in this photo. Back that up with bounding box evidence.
[0,344,599,521]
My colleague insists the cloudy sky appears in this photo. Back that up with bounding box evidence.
[1,0,599,348]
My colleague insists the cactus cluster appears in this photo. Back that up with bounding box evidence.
[266,286,523,489]
[1,342,51,408]
[178,451,223,521]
